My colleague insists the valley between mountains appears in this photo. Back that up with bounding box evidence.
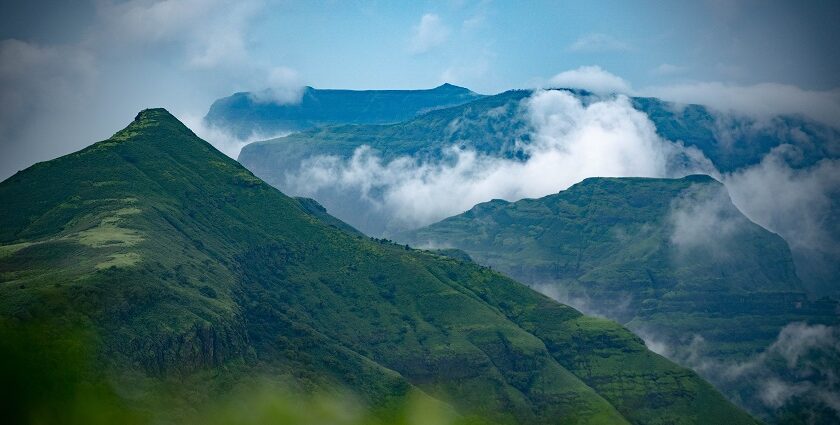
[2,84,838,425]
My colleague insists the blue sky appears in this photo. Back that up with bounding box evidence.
[249,0,839,92]
[1,0,839,178]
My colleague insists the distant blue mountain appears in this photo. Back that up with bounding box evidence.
[204,83,484,138]
[237,88,838,175]
[631,96,840,172]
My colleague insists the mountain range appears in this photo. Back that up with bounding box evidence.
[397,175,840,422]
[0,109,756,424]
[208,84,840,423]
[233,87,840,300]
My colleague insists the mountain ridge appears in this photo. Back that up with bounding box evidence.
[235,87,840,298]
[398,174,839,422]
[204,84,485,138]
[0,108,757,424]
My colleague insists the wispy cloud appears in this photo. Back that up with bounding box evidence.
[0,0,304,178]
[284,90,707,232]
[547,66,632,94]
[409,13,450,54]
[638,322,840,419]
[462,14,485,31]
[568,33,631,52]
[247,66,305,105]
[643,82,840,128]
[181,112,291,159]
[668,183,746,257]
[95,0,264,69]
[543,67,840,130]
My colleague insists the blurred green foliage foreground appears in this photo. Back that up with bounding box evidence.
[0,322,484,425]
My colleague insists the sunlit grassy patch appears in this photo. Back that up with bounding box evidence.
[76,208,143,248]
[0,241,33,259]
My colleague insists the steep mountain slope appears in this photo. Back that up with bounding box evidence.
[204,83,485,138]
[398,175,840,422]
[0,110,756,424]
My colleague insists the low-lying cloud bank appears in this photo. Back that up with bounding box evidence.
[281,70,840,299]
[288,90,712,230]
[181,113,291,159]
[668,182,750,261]
[645,82,840,129]
[723,149,840,296]
[639,323,840,420]
[548,66,632,94]
[546,65,840,129]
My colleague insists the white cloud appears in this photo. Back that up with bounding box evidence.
[725,148,840,255]
[0,0,302,179]
[180,112,291,159]
[548,66,632,94]
[534,283,635,321]
[643,81,840,128]
[647,322,840,416]
[543,67,840,129]
[568,33,631,52]
[723,147,840,294]
[769,323,839,369]
[96,0,202,42]
[669,183,745,256]
[285,90,706,230]
[96,0,263,68]
[409,14,450,54]
[248,66,305,105]
[748,324,840,418]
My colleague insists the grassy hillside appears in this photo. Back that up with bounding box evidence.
[0,110,757,424]
[399,175,839,422]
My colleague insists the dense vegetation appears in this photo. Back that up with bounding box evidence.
[398,175,840,422]
[0,110,756,424]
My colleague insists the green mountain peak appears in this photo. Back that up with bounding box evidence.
[109,107,195,143]
[0,111,758,424]
[135,107,175,121]
[120,108,184,135]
